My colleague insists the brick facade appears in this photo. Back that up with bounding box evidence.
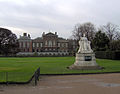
[18,32,77,56]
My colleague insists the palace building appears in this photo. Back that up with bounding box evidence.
[17,32,77,56]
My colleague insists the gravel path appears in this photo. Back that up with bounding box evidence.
[0,73,120,94]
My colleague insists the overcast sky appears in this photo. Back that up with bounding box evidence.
[0,0,120,38]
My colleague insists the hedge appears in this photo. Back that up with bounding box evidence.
[95,51,120,60]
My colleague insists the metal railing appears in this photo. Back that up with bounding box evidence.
[0,67,40,86]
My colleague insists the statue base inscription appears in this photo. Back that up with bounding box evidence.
[68,53,103,70]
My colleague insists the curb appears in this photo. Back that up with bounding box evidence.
[40,72,120,76]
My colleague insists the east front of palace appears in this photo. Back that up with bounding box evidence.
[17,32,77,56]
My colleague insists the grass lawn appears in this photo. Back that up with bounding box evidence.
[0,57,120,82]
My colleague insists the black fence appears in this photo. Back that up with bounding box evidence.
[0,67,40,86]
[34,67,40,85]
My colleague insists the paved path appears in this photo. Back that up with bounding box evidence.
[0,73,120,94]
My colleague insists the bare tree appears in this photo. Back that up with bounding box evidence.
[72,22,96,41]
[101,22,119,41]
[115,31,120,40]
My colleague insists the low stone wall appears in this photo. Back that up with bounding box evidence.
[16,52,69,57]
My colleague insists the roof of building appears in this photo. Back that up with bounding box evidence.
[43,32,57,37]
[18,32,68,43]
[58,38,69,42]
[33,37,43,42]
[18,36,31,40]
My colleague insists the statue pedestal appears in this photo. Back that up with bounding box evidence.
[68,53,102,70]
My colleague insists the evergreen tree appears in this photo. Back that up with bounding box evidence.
[92,30,109,51]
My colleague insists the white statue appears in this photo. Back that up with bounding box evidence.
[78,34,93,53]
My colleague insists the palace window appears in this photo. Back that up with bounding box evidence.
[37,43,39,47]
[48,40,52,47]
[58,43,60,47]
[27,42,30,48]
[66,43,68,47]
[53,40,55,46]
[73,41,75,45]
[23,42,25,48]
[33,43,35,48]
[19,42,21,48]
[40,43,43,47]
[45,41,47,46]
[62,43,64,47]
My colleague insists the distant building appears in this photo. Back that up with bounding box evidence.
[17,32,77,56]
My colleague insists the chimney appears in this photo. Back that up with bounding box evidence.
[42,32,45,36]
[23,33,27,36]
[55,32,57,35]
[28,34,31,38]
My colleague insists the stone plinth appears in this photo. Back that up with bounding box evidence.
[68,53,102,70]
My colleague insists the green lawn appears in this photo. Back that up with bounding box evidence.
[0,57,120,82]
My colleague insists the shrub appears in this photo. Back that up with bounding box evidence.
[95,51,120,60]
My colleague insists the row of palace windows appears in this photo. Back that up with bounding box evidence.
[33,43,43,48]
[58,43,68,48]
[19,42,30,48]
[19,42,68,48]
[45,40,56,47]
[32,42,68,48]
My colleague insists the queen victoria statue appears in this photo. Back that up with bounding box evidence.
[78,34,93,53]
[68,34,102,70]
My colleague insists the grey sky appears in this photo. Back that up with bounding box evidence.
[0,0,120,38]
